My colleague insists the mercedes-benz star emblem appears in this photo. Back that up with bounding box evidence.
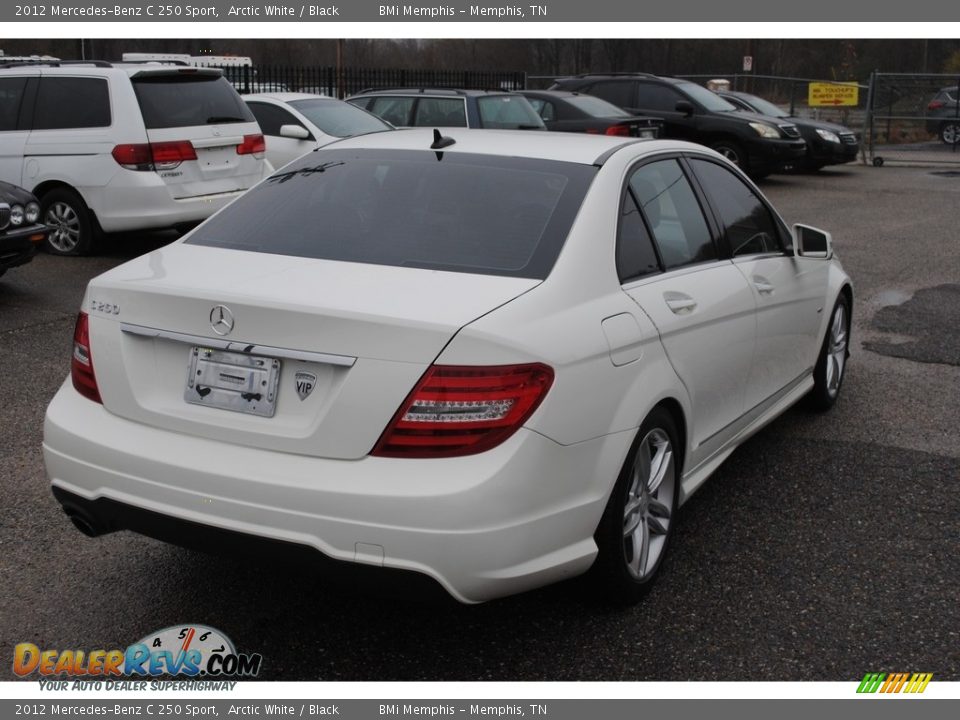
[209,305,235,336]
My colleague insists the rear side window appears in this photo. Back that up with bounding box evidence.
[635,83,685,112]
[412,98,467,127]
[0,77,28,131]
[34,77,110,130]
[476,96,544,129]
[187,149,597,279]
[588,81,636,109]
[132,75,254,129]
[629,159,716,269]
[617,192,661,282]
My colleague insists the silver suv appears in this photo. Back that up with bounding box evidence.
[346,88,546,130]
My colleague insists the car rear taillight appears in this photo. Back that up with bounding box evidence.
[604,124,631,136]
[928,100,945,110]
[71,312,102,404]
[372,363,554,458]
[112,141,197,171]
[237,133,266,157]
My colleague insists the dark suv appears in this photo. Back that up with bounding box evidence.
[550,73,806,178]
[346,88,545,130]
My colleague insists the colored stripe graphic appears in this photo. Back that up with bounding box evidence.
[857,672,932,694]
[857,673,885,693]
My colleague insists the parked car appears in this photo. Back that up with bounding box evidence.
[0,60,270,255]
[520,89,660,138]
[0,180,48,278]
[45,130,852,604]
[550,73,806,178]
[244,93,393,168]
[925,85,960,144]
[347,88,546,130]
[717,90,859,170]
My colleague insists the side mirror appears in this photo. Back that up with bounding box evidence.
[675,100,695,117]
[793,224,833,259]
[279,124,312,141]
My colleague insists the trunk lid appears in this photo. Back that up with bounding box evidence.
[84,243,539,460]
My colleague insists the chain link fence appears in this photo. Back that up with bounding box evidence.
[862,73,960,167]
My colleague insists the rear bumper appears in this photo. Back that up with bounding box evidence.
[0,223,46,271]
[85,165,270,234]
[44,381,632,603]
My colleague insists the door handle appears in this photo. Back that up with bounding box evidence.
[664,292,697,315]
[752,276,775,295]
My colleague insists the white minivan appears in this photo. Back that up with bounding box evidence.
[0,61,270,255]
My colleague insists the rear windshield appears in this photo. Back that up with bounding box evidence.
[476,95,546,129]
[132,74,255,129]
[289,98,392,137]
[187,148,596,279]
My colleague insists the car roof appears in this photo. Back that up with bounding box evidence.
[520,89,585,99]
[555,73,690,87]
[349,88,518,98]
[0,61,222,80]
[323,127,681,165]
[243,92,333,102]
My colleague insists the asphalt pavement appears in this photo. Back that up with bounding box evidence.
[1,163,958,681]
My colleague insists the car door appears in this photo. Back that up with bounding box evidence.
[634,82,698,142]
[0,76,33,186]
[619,157,756,458]
[246,100,315,168]
[688,157,829,410]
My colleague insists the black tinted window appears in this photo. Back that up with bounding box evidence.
[635,83,684,112]
[588,81,636,108]
[0,77,27,131]
[34,77,110,130]
[630,160,716,269]
[246,102,302,136]
[188,149,597,279]
[691,159,783,256]
[617,192,661,282]
[133,75,254,129]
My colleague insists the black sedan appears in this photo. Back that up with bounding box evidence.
[520,90,660,138]
[0,182,48,279]
[717,90,859,170]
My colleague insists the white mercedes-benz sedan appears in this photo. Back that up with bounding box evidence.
[44,129,852,604]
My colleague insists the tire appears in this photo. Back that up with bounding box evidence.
[939,122,960,145]
[40,188,99,256]
[709,140,748,172]
[593,407,680,604]
[808,294,851,412]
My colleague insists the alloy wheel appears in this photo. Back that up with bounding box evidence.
[622,428,675,580]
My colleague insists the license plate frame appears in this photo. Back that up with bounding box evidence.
[184,346,281,418]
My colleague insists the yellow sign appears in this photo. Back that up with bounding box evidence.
[808,82,859,107]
